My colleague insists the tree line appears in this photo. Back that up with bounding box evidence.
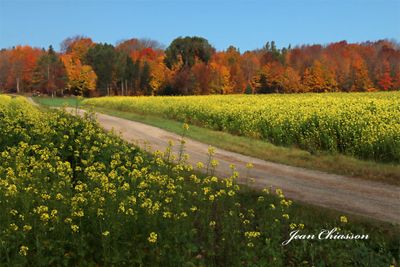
[0,36,399,96]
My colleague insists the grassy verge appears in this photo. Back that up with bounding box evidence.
[84,105,400,186]
[32,96,83,107]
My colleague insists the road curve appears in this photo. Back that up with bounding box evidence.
[67,108,400,224]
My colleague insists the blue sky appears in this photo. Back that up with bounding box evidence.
[0,0,399,51]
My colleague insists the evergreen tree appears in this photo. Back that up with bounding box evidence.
[132,60,141,94]
[164,36,214,69]
[32,45,67,97]
[85,43,116,95]
[140,61,152,95]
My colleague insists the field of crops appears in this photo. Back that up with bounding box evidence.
[0,95,397,266]
[84,92,400,163]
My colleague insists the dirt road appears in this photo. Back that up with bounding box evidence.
[66,107,400,224]
[26,96,39,106]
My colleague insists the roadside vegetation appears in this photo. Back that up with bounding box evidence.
[83,92,400,184]
[83,93,400,163]
[32,95,400,185]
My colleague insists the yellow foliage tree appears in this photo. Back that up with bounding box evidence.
[61,55,97,96]
[149,55,168,94]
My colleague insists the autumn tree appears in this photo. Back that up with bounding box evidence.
[209,61,233,94]
[226,47,244,92]
[281,67,303,93]
[254,62,296,94]
[192,62,213,94]
[376,60,393,90]
[116,38,163,56]
[259,41,289,65]
[1,37,399,95]
[392,67,400,90]
[302,60,338,92]
[5,46,42,93]
[241,51,260,92]
[149,54,169,95]
[115,38,164,95]
[61,54,97,96]
[61,36,94,60]
[0,49,10,92]
[349,57,374,92]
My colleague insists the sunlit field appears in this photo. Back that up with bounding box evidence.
[84,92,400,163]
[0,95,398,266]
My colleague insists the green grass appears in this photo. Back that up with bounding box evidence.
[84,106,400,186]
[32,96,84,107]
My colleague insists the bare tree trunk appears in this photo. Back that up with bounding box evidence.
[16,77,20,93]
[47,64,50,96]
[121,80,124,96]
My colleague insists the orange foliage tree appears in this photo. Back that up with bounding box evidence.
[61,55,97,96]
[1,38,399,95]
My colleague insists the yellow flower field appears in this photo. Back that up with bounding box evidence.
[84,92,400,163]
[0,95,397,266]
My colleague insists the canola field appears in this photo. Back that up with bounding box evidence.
[84,92,400,163]
[0,95,397,266]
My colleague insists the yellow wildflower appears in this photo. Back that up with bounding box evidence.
[246,162,254,169]
[245,231,261,238]
[9,209,18,216]
[9,223,18,231]
[40,213,50,222]
[196,162,204,169]
[23,225,32,232]
[71,225,79,232]
[148,232,158,243]
[19,246,29,256]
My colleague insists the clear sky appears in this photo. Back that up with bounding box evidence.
[0,0,399,52]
